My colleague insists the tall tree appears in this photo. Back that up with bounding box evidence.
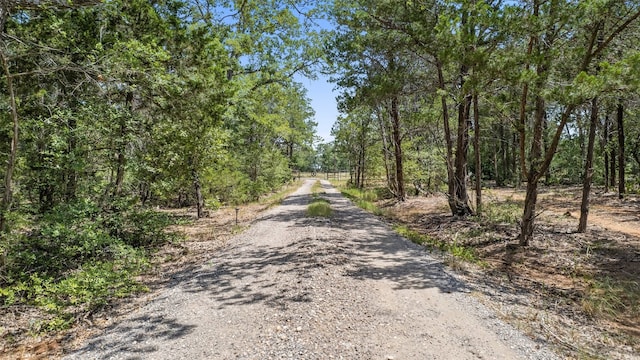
[517,0,640,246]
[617,101,626,198]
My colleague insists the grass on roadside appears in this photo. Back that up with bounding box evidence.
[258,179,304,208]
[340,185,481,266]
[393,224,482,264]
[581,277,640,321]
[340,187,387,216]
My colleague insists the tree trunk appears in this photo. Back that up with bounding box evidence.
[617,102,625,199]
[358,119,368,188]
[453,81,473,216]
[0,50,19,232]
[578,112,585,162]
[358,140,366,188]
[512,132,518,184]
[287,142,294,166]
[192,167,205,218]
[436,59,456,214]
[451,9,474,217]
[520,94,546,246]
[578,24,603,231]
[521,172,539,246]
[497,122,507,186]
[578,97,598,232]
[542,112,551,184]
[610,122,616,188]
[473,93,482,215]
[604,114,610,192]
[390,96,404,201]
[376,107,393,194]
[494,150,499,187]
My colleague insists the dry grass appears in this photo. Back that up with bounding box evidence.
[375,186,640,359]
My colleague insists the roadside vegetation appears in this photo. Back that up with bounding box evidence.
[0,0,320,353]
[340,187,386,216]
[323,0,640,357]
[1,180,301,356]
[339,183,640,358]
[0,202,180,333]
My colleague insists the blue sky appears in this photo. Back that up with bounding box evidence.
[296,73,339,144]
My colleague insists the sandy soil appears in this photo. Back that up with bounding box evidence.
[62,180,556,359]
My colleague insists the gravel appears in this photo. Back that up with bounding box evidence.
[64,179,559,360]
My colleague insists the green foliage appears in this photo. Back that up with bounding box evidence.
[340,187,387,216]
[2,258,148,332]
[307,198,333,217]
[479,200,522,225]
[3,199,177,282]
[0,198,177,330]
[393,225,479,263]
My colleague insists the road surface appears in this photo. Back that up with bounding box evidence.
[65,179,557,359]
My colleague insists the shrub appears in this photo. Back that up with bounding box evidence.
[481,200,521,225]
[0,197,178,331]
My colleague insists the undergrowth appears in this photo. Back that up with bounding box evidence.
[0,198,180,333]
[478,200,522,225]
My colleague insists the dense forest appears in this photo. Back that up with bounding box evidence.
[1,0,640,348]
[327,0,640,245]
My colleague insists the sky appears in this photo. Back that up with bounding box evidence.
[296,73,340,144]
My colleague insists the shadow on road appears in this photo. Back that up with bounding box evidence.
[66,180,469,358]
[171,182,469,311]
[68,313,196,359]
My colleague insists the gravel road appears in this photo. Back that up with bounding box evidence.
[65,179,558,360]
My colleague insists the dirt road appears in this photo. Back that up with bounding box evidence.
[65,180,557,359]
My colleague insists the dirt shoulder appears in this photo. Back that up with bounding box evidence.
[62,179,556,359]
[385,186,639,359]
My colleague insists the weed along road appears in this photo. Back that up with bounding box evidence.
[65,179,557,359]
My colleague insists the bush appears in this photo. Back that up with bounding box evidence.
[0,197,178,330]
[481,200,522,225]
[6,200,114,281]
[102,204,179,248]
